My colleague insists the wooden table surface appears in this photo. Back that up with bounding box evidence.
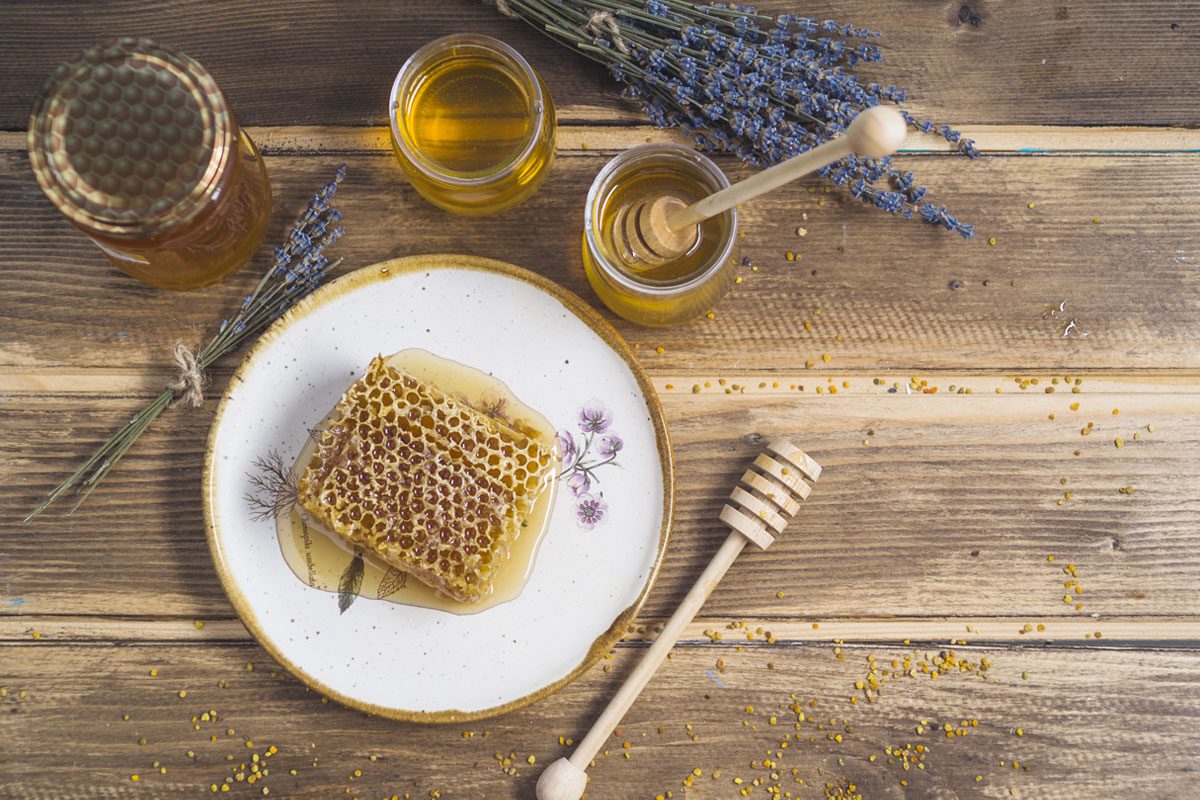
[3,2,1199,798]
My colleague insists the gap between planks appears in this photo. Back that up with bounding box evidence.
[1,616,1197,646]
[2,369,1199,396]
[2,125,1199,156]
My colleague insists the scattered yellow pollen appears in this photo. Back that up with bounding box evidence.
[194,620,205,629]
[130,775,139,782]
[655,346,665,354]
[178,690,188,699]
[987,236,997,246]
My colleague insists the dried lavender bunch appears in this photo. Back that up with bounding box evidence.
[493,0,976,236]
[25,164,349,521]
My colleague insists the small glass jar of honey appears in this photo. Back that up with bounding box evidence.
[388,34,555,216]
[28,37,272,291]
[583,144,740,326]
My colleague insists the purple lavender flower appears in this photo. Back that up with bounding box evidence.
[574,493,608,531]
[598,434,624,458]
[577,399,613,434]
[555,429,577,463]
[502,1,975,236]
[567,471,591,496]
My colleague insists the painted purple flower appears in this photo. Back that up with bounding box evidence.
[577,398,613,434]
[555,429,577,463]
[567,471,591,496]
[574,493,608,531]
[597,434,624,458]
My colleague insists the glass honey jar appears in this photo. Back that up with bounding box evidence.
[583,144,740,326]
[388,34,555,216]
[28,37,272,291]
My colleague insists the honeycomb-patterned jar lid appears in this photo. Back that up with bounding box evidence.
[28,37,234,237]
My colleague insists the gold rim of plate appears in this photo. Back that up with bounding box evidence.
[202,254,674,723]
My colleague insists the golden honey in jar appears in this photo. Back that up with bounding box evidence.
[28,37,271,291]
[583,144,740,326]
[388,34,556,216]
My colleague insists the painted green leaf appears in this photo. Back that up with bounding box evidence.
[338,550,365,614]
[377,566,407,599]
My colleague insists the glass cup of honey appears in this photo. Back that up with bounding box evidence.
[388,34,556,216]
[583,144,740,326]
[28,37,272,291]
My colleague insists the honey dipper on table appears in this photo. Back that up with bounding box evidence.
[615,105,907,268]
[536,440,822,800]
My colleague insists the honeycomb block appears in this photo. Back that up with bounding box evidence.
[297,356,556,604]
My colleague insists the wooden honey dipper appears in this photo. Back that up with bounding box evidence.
[616,105,907,267]
[536,440,821,800]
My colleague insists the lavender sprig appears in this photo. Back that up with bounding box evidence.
[24,164,349,522]
[493,0,976,236]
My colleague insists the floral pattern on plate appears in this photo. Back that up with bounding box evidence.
[557,398,624,530]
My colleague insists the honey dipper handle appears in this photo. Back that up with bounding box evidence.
[569,531,748,768]
[665,105,908,231]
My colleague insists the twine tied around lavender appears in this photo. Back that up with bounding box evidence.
[583,11,630,54]
[24,164,349,522]
[492,0,517,19]
[168,343,205,409]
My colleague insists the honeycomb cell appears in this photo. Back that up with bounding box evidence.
[297,356,556,604]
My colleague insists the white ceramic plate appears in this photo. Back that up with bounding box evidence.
[204,255,672,721]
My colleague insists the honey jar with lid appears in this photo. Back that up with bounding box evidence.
[28,37,272,291]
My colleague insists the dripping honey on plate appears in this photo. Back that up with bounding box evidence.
[276,348,559,615]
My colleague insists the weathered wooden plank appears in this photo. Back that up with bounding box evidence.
[2,150,1199,373]
[2,1,1197,127]
[3,386,1196,619]
[1,641,1197,798]
[6,125,1200,155]
[4,615,1199,646]
[5,369,1200,397]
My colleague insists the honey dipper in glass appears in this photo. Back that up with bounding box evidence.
[583,106,907,326]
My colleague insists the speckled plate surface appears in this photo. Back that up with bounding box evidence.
[203,255,672,721]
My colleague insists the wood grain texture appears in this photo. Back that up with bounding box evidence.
[6,616,1200,646]
[3,385,1196,620]
[2,642,1198,798]
[8,124,1200,156]
[3,149,1199,373]
[1,0,1198,128]
[4,1,1200,792]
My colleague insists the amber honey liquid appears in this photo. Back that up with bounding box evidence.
[276,349,559,615]
[403,56,531,174]
[390,38,556,215]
